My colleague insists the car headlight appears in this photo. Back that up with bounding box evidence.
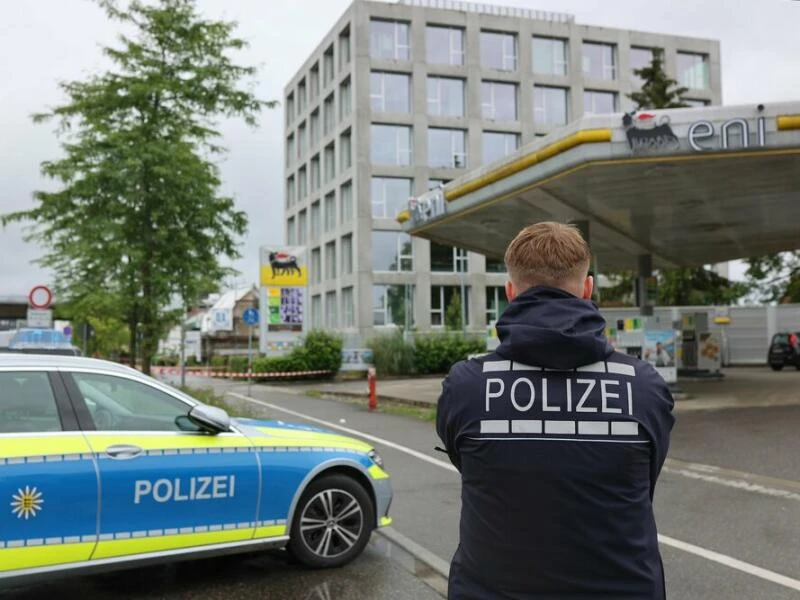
[368,449,384,469]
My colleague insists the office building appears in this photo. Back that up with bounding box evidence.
[283,0,721,340]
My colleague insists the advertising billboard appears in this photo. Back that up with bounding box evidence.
[259,246,307,356]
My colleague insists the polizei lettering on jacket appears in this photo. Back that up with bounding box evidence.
[485,376,633,415]
[133,475,236,504]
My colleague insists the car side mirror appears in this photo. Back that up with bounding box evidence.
[187,404,231,434]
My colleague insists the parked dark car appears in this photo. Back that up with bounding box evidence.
[767,332,800,370]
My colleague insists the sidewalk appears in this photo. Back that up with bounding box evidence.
[284,367,800,413]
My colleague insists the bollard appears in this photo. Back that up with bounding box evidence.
[368,367,377,412]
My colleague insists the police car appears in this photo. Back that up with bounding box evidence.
[0,354,392,585]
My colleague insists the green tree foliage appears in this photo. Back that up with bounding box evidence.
[2,0,274,373]
[628,49,689,110]
[746,252,800,303]
[658,267,749,306]
[445,291,463,331]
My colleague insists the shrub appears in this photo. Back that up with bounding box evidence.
[186,356,199,367]
[210,355,228,369]
[302,329,343,373]
[368,331,416,376]
[228,356,248,373]
[413,333,486,375]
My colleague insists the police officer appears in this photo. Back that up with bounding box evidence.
[437,222,675,600]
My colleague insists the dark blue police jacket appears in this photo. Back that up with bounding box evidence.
[437,286,675,600]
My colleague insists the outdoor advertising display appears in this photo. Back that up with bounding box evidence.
[259,246,307,356]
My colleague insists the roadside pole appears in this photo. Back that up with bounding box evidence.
[180,315,187,388]
[242,307,260,399]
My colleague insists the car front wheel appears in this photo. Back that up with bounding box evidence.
[288,474,374,568]
[770,364,784,371]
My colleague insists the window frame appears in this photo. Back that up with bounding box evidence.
[426,25,465,66]
[532,36,568,76]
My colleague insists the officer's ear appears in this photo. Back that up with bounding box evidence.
[582,275,594,300]
[505,280,517,302]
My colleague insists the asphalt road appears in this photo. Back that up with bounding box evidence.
[12,373,798,599]
[213,378,800,600]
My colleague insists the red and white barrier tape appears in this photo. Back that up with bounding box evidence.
[151,366,331,378]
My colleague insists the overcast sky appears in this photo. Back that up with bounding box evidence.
[1,0,799,296]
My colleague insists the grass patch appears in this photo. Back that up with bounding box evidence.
[179,386,260,419]
[378,401,437,422]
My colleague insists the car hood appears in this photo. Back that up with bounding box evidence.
[234,418,372,453]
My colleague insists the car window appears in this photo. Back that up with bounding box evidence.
[0,371,62,433]
[71,373,193,432]
[772,333,789,345]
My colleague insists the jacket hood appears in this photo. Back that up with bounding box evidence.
[495,286,613,370]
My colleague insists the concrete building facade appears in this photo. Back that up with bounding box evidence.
[283,0,721,341]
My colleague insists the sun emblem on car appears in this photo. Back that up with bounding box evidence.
[11,486,44,520]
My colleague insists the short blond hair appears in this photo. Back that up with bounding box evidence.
[504,222,591,290]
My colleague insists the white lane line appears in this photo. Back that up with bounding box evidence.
[230,391,800,593]
[657,535,800,592]
[663,460,800,502]
[227,392,458,473]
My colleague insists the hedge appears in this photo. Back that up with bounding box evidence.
[368,331,486,376]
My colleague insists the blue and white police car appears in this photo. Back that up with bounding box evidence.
[0,354,392,584]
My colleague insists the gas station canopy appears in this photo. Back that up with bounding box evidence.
[400,102,800,270]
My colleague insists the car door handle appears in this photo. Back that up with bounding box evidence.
[105,444,143,460]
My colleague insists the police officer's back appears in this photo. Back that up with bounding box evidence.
[436,223,675,600]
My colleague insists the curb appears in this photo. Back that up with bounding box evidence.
[374,527,449,595]
[307,389,438,409]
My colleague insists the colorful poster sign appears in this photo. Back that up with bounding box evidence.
[643,329,677,383]
[259,246,307,356]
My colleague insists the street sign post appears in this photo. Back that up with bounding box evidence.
[242,308,260,392]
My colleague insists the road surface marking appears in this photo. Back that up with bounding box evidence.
[663,459,800,502]
[228,390,800,593]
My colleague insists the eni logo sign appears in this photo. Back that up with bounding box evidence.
[622,107,768,154]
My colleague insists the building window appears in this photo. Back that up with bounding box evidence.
[311,248,321,285]
[311,200,321,239]
[298,209,307,245]
[340,130,352,171]
[324,143,335,183]
[286,92,295,127]
[298,166,308,199]
[630,47,656,88]
[339,27,351,70]
[339,77,352,119]
[310,110,320,146]
[427,76,465,118]
[373,284,414,327]
[310,155,321,192]
[325,241,337,280]
[370,19,410,60]
[372,231,413,272]
[371,177,412,219]
[532,36,567,76]
[286,134,295,167]
[682,98,710,107]
[582,42,616,80]
[298,121,307,158]
[486,286,509,325]
[431,285,469,328]
[480,31,517,71]
[426,25,464,65]
[286,175,296,208]
[323,93,336,135]
[323,45,335,87]
[481,81,518,121]
[297,78,307,113]
[677,52,709,89]
[482,131,520,165]
[371,124,412,166]
[310,64,320,99]
[311,294,322,328]
[342,286,355,328]
[324,192,336,233]
[341,234,353,275]
[340,181,353,224]
[428,128,466,169]
[584,90,617,115]
[325,291,338,329]
[533,86,568,126]
[370,71,411,113]
[486,257,506,273]
[287,216,296,246]
[431,242,468,272]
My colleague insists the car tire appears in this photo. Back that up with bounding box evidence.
[287,474,374,569]
[770,364,783,371]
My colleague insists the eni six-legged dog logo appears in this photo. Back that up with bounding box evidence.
[622,111,680,153]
